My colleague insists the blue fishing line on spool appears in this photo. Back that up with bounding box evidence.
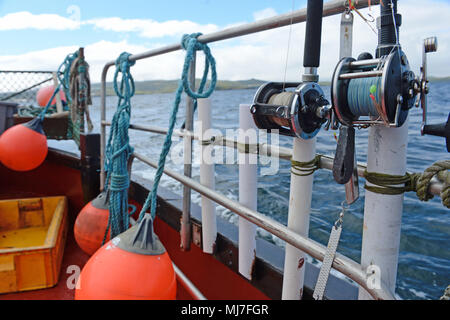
[347,77,382,117]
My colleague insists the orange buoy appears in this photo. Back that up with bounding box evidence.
[75,214,177,300]
[74,193,110,256]
[0,118,48,172]
[36,85,66,107]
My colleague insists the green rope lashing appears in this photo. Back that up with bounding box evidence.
[364,160,450,209]
[363,171,418,195]
[291,155,322,177]
[103,52,136,241]
[138,33,217,222]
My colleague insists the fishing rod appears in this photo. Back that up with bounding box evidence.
[331,0,445,188]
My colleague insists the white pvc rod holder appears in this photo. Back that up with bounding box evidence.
[282,137,316,300]
[358,118,409,300]
[238,104,258,280]
[198,99,217,254]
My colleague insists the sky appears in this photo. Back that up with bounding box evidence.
[0,0,448,83]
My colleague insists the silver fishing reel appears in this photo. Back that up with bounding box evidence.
[251,82,331,139]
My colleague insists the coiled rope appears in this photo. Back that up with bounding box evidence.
[58,51,79,105]
[103,52,136,240]
[69,52,93,140]
[139,33,217,221]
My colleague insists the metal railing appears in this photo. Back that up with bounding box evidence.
[102,121,445,197]
[0,71,57,107]
[100,0,396,300]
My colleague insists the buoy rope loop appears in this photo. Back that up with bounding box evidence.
[103,52,136,241]
[113,52,136,101]
[139,33,218,221]
[180,33,217,100]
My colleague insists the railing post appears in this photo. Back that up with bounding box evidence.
[358,120,409,300]
[282,138,316,300]
[198,98,217,254]
[238,104,258,280]
[80,133,101,205]
[282,0,323,301]
[180,51,196,251]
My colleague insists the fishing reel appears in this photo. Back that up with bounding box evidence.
[251,82,331,139]
[331,49,416,129]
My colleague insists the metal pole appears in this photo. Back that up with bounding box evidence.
[358,119,409,300]
[132,151,395,300]
[198,98,217,254]
[238,104,258,280]
[101,121,446,197]
[180,52,196,251]
[100,66,108,191]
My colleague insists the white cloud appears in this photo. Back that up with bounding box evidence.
[0,0,448,83]
[0,11,80,31]
[85,17,219,39]
[253,8,278,21]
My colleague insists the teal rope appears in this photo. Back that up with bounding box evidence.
[103,52,136,241]
[38,85,62,121]
[36,50,79,121]
[58,51,79,104]
[139,33,217,221]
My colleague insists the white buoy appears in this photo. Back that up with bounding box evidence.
[198,99,217,254]
[358,118,409,300]
[282,137,316,300]
[238,104,258,280]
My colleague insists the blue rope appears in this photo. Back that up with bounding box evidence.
[139,33,217,221]
[38,86,62,121]
[103,52,136,241]
[58,51,79,104]
[37,50,79,121]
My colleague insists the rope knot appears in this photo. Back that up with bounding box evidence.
[181,33,204,51]
[114,52,136,100]
[116,52,136,71]
[416,160,450,208]
[180,33,217,101]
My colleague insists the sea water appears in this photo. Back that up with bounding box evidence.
[49,81,450,300]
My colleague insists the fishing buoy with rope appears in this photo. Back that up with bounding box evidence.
[36,85,66,107]
[74,192,110,256]
[75,214,177,300]
[0,118,48,172]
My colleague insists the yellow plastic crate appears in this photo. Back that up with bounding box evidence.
[0,196,68,294]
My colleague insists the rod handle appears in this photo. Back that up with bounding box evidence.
[303,0,324,68]
[422,113,450,153]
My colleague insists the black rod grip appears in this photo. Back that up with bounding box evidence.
[303,0,324,68]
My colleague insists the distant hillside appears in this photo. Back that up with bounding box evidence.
[429,76,450,82]
[91,79,266,96]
